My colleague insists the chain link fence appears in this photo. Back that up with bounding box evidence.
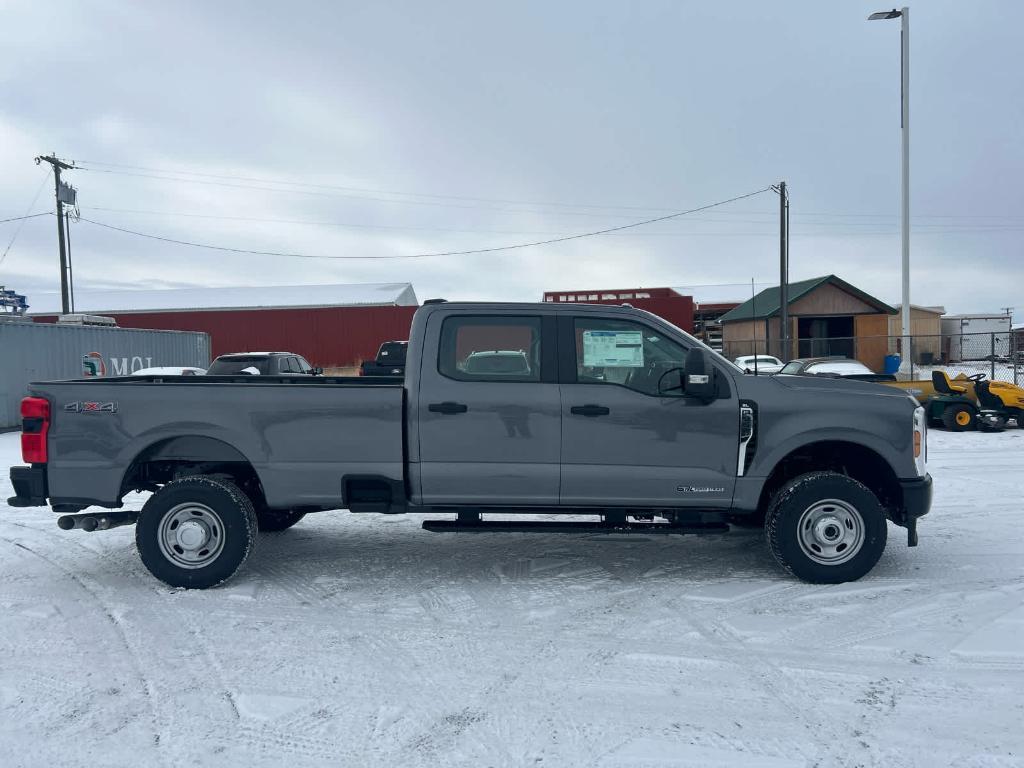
[725,330,1022,384]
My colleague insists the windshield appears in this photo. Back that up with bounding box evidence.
[465,352,530,374]
[635,311,743,371]
[779,361,804,375]
[207,357,271,375]
[378,342,408,365]
[807,360,873,375]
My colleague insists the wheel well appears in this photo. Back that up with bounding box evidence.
[120,436,267,510]
[758,441,901,517]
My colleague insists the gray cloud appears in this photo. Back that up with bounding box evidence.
[1,0,1022,316]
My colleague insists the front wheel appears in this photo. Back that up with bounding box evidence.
[765,471,888,584]
[136,476,258,589]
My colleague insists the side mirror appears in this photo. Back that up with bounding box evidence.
[311,367,324,376]
[683,348,717,402]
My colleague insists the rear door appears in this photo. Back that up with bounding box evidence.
[416,312,560,505]
[558,314,739,507]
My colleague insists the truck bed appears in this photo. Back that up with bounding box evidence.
[31,375,405,509]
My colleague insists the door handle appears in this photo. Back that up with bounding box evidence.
[570,404,610,417]
[428,401,469,414]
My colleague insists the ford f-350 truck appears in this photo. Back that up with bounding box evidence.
[8,301,931,588]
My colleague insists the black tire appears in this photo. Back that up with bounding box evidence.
[765,471,888,584]
[941,403,976,432]
[256,508,307,532]
[136,476,258,589]
[1016,410,1024,429]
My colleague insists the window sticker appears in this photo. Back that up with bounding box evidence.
[582,330,644,367]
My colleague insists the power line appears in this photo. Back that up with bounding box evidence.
[0,212,51,225]
[0,168,53,268]
[78,204,799,233]
[76,159,685,214]
[76,166,676,220]
[77,204,1024,234]
[75,160,1024,224]
[76,186,774,260]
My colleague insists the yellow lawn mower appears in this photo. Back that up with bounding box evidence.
[903,371,1024,432]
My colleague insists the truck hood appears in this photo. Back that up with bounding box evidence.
[771,374,913,400]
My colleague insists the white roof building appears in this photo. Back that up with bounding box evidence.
[29,282,418,315]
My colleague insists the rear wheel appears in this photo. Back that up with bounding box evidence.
[136,476,257,589]
[942,403,976,431]
[766,471,888,584]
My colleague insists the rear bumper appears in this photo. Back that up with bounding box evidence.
[7,466,48,508]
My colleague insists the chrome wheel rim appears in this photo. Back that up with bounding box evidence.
[797,499,865,566]
[157,502,225,569]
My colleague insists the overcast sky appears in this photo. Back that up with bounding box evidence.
[2,0,1022,315]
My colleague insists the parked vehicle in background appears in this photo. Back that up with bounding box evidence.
[8,301,931,590]
[777,357,894,381]
[206,352,322,376]
[359,341,408,376]
[463,350,531,376]
[131,367,206,376]
[733,354,784,374]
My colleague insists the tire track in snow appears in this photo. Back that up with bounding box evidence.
[0,535,170,766]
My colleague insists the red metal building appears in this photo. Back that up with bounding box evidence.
[31,283,419,369]
[542,287,695,331]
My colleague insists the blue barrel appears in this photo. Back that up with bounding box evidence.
[884,354,901,375]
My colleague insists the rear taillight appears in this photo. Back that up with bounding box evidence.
[21,397,50,464]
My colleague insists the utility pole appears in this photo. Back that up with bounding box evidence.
[35,154,75,315]
[899,8,911,373]
[774,181,790,361]
[868,7,911,373]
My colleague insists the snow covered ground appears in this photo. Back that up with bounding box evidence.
[1,429,1023,768]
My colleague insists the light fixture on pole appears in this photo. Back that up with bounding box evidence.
[868,7,911,374]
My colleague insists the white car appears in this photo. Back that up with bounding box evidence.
[131,367,206,376]
[733,354,784,374]
[777,358,876,377]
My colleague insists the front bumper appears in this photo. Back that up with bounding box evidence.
[7,466,48,508]
[896,473,932,547]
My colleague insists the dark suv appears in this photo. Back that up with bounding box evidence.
[206,352,322,376]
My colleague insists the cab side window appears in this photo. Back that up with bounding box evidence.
[573,318,689,396]
[439,316,542,382]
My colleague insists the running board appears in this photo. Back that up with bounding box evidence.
[421,519,729,535]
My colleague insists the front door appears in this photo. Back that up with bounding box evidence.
[416,312,561,505]
[559,315,739,507]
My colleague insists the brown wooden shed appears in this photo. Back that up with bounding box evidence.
[719,275,897,372]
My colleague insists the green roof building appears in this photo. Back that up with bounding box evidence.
[720,275,896,369]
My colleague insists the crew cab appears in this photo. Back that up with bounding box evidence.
[8,301,931,589]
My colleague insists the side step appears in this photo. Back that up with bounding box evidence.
[421,519,729,535]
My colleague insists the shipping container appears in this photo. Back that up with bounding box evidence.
[0,319,210,429]
[940,314,1012,362]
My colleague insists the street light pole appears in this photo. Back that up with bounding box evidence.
[870,7,911,373]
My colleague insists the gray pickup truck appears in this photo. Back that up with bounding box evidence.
[8,301,931,589]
